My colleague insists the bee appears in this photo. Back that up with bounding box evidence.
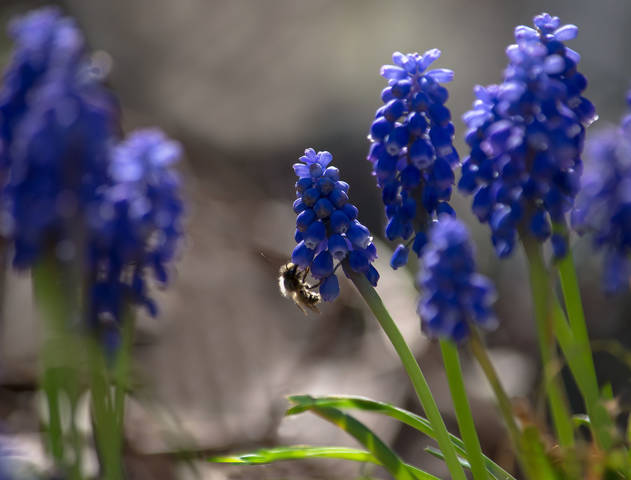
[278,262,321,315]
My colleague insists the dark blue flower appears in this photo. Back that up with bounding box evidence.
[91,129,184,334]
[3,33,119,268]
[291,148,379,301]
[460,13,595,258]
[0,8,183,354]
[367,50,459,268]
[572,92,631,292]
[418,217,497,342]
[0,7,87,172]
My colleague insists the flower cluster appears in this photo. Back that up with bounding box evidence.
[0,7,87,171]
[572,93,631,292]
[418,217,497,342]
[90,130,183,343]
[367,50,459,269]
[0,7,183,349]
[1,7,118,268]
[292,148,378,301]
[459,13,596,258]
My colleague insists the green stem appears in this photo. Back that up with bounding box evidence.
[469,329,561,480]
[89,342,124,480]
[439,340,488,480]
[554,235,612,449]
[468,329,521,456]
[521,239,574,448]
[113,311,134,432]
[344,264,467,480]
[41,368,65,462]
[33,255,82,473]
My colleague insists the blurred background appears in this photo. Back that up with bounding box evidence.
[1,0,631,478]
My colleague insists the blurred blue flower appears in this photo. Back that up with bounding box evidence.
[460,13,595,258]
[91,129,184,344]
[2,9,119,268]
[0,7,88,171]
[572,93,631,292]
[418,217,497,342]
[367,50,458,268]
[0,7,183,351]
[292,148,378,301]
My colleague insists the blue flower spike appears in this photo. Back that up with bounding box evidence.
[2,7,119,268]
[572,91,631,292]
[0,7,184,350]
[418,216,497,342]
[368,50,459,268]
[91,129,184,335]
[460,13,595,259]
[291,148,379,303]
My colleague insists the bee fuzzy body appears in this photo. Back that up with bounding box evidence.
[278,262,321,314]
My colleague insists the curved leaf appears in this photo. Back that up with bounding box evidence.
[209,446,375,464]
[288,394,515,480]
[209,445,439,479]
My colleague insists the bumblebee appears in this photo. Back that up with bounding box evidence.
[278,262,321,315]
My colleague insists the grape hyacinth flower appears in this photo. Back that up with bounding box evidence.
[0,7,86,172]
[572,92,631,292]
[1,7,119,268]
[367,50,459,268]
[460,13,596,258]
[292,148,378,302]
[418,217,497,342]
[91,129,184,346]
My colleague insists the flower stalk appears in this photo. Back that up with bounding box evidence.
[439,339,488,480]
[343,262,467,480]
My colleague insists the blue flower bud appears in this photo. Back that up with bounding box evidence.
[329,188,349,208]
[348,250,369,272]
[384,99,405,122]
[296,177,313,192]
[342,203,358,220]
[370,117,393,141]
[302,187,320,206]
[317,176,336,195]
[328,234,349,260]
[390,245,409,269]
[320,275,340,302]
[311,250,334,278]
[330,209,350,233]
[314,197,335,219]
[347,221,372,249]
[304,220,326,249]
[365,265,380,286]
[293,198,307,213]
[412,231,428,256]
[296,208,316,231]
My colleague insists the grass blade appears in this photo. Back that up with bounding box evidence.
[439,339,489,480]
[287,394,514,480]
[308,406,416,480]
[209,445,439,479]
[209,446,376,464]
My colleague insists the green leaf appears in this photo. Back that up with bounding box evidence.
[209,446,375,464]
[288,394,514,480]
[308,406,419,480]
[572,414,591,429]
[209,445,439,479]
[424,447,471,471]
